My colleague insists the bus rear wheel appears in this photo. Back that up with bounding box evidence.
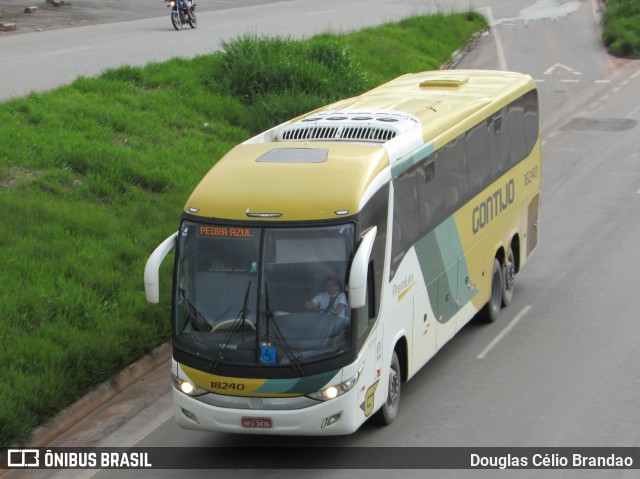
[483,258,503,323]
[373,351,401,425]
[502,247,516,307]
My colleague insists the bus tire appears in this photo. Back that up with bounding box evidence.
[373,351,401,425]
[483,258,503,323]
[502,247,515,307]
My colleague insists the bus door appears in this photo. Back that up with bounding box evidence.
[527,194,540,258]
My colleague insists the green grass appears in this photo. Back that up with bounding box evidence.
[0,11,487,446]
[603,0,640,58]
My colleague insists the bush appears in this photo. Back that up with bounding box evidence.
[603,0,640,58]
[221,35,367,103]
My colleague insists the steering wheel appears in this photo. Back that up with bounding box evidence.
[210,318,256,333]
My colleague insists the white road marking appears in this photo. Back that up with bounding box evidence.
[626,104,640,118]
[308,10,339,16]
[480,7,508,71]
[478,305,532,359]
[40,46,94,56]
[71,407,173,479]
[126,406,174,447]
[544,63,581,76]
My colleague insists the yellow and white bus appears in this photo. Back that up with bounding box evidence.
[144,70,541,435]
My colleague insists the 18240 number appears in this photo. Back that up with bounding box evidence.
[211,381,245,391]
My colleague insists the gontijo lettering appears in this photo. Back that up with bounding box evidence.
[472,179,515,234]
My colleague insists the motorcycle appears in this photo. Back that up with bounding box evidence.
[165,0,197,30]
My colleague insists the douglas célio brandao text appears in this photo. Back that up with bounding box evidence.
[470,453,634,469]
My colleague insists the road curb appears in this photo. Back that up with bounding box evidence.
[25,342,172,448]
[442,29,487,70]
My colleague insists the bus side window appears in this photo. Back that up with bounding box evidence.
[359,184,387,317]
[441,136,468,212]
[418,157,444,232]
[415,161,431,232]
[367,261,376,321]
[466,122,491,196]
[508,99,527,166]
[524,89,540,154]
[392,166,419,271]
[356,262,377,350]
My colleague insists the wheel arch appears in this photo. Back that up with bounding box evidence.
[494,243,506,266]
[510,233,522,274]
[393,336,409,383]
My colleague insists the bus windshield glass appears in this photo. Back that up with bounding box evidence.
[174,221,355,369]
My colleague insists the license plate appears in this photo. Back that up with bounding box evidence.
[242,417,272,428]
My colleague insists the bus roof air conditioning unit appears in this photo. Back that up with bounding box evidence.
[278,110,419,144]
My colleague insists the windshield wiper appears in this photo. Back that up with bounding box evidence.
[264,283,303,376]
[209,281,252,372]
[183,299,212,332]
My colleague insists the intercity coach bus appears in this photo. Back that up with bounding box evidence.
[144,70,541,435]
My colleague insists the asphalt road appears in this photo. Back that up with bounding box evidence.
[2,0,640,478]
[0,0,288,33]
[2,0,469,101]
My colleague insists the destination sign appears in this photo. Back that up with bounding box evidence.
[198,226,255,238]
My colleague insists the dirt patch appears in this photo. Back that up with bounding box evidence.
[0,166,40,188]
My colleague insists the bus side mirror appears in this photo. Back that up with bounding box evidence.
[144,232,178,303]
[348,226,377,309]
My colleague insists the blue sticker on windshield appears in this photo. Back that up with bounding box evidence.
[260,345,276,364]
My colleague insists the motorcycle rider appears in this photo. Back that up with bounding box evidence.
[165,0,193,19]
[181,0,193,19]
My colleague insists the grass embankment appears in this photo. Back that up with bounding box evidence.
[0,12,487,446]
[602,0,640,58]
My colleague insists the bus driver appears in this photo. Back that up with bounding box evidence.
[305,275,348,319]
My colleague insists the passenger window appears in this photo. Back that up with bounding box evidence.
[440,136,468,212]
[524,90,540,154]
[489,111,510,178]
[508,99,527,166]
[466,122,490,195]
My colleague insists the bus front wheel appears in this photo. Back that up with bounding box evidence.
[483,258,503,323]
[373,351,401,425]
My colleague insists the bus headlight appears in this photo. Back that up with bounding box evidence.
[307,371,359,401]
[172,372,208,397]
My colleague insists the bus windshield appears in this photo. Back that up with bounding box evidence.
[174,221,355,370]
